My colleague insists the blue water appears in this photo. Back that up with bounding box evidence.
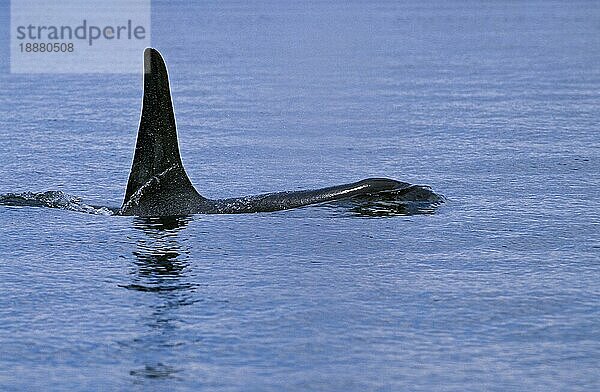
[1,1,599,390]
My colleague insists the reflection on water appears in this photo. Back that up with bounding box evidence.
[130,363,182,380]
[122,216,197,382]
[123,216,195,293]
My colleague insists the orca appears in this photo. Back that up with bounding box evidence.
[119,48,437,217]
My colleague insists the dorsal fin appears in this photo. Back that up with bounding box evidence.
[121,48,205,216]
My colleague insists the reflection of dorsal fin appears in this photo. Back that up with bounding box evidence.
[121,48,205,217]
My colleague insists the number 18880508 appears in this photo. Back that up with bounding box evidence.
[19,42,74,53]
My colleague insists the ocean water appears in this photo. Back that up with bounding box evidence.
[1,1,599,391]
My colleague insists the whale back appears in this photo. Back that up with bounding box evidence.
[121,48,205,216]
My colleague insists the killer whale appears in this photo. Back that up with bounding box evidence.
[119,48,435,217]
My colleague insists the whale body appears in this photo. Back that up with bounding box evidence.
[119,48,434,217]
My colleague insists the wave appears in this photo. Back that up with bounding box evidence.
[331,184,446,216]
[0,191,117,215]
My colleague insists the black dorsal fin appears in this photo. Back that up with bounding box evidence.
[121,48,205,216]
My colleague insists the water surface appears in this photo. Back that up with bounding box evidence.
[0,1,599,391]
